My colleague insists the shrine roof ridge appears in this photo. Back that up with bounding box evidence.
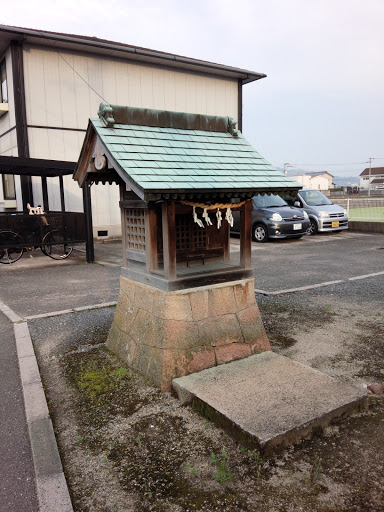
[97,103,239,136]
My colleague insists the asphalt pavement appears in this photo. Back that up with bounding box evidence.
[0,314,38,512]
[0,232,383,511]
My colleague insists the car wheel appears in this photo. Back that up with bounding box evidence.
[253,223,269,242]
[307,219,318,236]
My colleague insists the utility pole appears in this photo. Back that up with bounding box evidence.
[368,157,374,197]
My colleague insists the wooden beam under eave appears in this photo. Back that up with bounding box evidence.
[162,202,176,280]
[74,131,96,187]
[240,199,252,269]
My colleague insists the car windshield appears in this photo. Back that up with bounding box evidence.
[253,194,288,208]
[300,190,332,206]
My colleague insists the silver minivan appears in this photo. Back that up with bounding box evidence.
[291,189,348,235]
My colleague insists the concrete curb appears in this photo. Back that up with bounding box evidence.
[13,319,73,512]
[5,299,118,512]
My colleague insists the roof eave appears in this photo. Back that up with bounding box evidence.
[143,185,302,202]
[0,24,266,85]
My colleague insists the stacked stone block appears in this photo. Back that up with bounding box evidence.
[107,277,271,391]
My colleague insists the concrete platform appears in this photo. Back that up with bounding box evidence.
[172,352,367,453]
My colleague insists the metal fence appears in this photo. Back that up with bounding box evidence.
[334,198,384,222]
[0,211,86,248]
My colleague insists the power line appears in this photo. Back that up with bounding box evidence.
[290,162,366,167]
[287,157,384,168]
[57,52,108,103]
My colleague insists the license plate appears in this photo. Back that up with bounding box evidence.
[293,223,302,230]
[332,221,339,228]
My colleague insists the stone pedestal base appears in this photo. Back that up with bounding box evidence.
[106,277,271,391]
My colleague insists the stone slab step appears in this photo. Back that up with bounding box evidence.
[172,352,367,453]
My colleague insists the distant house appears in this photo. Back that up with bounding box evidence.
[359,167,384,190]
[0,24,266,237]
[290,171,334,191]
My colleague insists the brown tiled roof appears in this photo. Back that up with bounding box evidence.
[360,167,384,176]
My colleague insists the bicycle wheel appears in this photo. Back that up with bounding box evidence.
[42,229,74,260]
[0,230,24,264]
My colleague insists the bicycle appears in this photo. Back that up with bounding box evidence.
[0,220,74,264]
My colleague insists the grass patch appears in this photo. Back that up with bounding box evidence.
[349,206,384,221]
[62,348,157,431]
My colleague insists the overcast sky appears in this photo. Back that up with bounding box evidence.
[3,0,384,178]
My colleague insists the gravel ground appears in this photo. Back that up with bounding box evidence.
[29,277,384,512]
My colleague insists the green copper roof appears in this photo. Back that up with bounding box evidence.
[86,116,301,200]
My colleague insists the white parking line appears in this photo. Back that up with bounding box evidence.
[349,270,384,281]
[256,270,384,295]
[255,280,344,295]
[24,301,117,320]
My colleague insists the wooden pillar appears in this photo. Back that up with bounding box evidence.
[20,176,33,211]
[223,221,230,261]
[162,202,176,280]
[59,174,66,212]
[240,199,252,269]
[11,40,33,212]
[83,182,94,263]
[145,203,159,273]
[41,177,49,211]
[119,185,128,268]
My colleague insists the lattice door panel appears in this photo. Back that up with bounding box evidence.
[125,209,146,252]
[176,215,207,251]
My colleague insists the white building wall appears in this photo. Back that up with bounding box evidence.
[291,175,311,188]
[22,45,239,236]
[310,176,329,190]
[291,174,329,190]
[360,174,384,190]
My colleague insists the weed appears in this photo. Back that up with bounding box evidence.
[76,435,83,442]
[325,305,332,312]
[136,434,142,448]
[210,449,233,484]
[248,449,264,478]
[116,367,128,378]
[185,464,198,477]
[306,456,323,487]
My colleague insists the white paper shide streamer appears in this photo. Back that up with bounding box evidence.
[202,208,213,226]
[225,207,234,227]
[192,206,204,228]
[216,208,222,229]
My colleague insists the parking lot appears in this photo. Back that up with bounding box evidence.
[1,230,384,313]
[1,229,383,512]
[235,230,384,294]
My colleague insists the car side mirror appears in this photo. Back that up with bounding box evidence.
[294,201,301,207]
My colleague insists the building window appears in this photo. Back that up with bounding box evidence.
[2,174,16,199]
[0,60,8,103]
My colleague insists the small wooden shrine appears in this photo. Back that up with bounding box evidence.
[74,104,301,390]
